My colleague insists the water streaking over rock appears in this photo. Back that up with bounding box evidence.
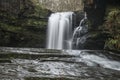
[0,47,120,80]
[47,12,88,50]
[47,12,73,49]
[65,50,120,71]
[72,12,89,49]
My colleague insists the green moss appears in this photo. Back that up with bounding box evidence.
[30,0,51,18]
[0,0,51,47]
[102,6,120,50]
[25,19,47,27]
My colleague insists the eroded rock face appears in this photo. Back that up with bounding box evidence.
[37,0,84,12]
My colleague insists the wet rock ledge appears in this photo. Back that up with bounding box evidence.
[0,47,120,80]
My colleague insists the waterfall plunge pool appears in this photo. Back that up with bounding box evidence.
[0,47,120,80]
[0,11,119,80]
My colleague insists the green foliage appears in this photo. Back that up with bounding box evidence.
[103,8,120,50]
[0,0,51,47]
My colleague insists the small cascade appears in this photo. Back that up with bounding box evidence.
[72,12,88,49]
[47,12,88,50]
[47,12,73,49]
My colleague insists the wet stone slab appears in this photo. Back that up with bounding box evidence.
[0,47,120,80]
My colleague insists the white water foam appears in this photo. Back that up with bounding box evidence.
[47,12,73,49]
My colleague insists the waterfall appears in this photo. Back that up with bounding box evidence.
[47,12,73,49]
[72,12,88,49]
[47,12,88,50]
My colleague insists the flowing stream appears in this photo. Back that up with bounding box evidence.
[0,47,120,80]
[72,12,88,49]
[0,12,120,80]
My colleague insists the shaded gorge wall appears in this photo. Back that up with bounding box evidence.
[0,0,85,48]
[84,0,107,29]
[0,0,51,48]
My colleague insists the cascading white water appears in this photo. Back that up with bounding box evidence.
[47,12,73,49]
[72,12,88,49]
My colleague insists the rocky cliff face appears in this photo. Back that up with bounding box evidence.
[84,0,106,29]
[0,0,51,48]
[37,0,84,12]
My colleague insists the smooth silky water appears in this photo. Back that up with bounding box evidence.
[47,12,73,49]
[0,12,120,80]
[0,47,120,80]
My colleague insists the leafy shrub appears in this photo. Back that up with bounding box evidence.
[103,8,120,50]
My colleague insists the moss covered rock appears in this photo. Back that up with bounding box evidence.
[0,0,52,48]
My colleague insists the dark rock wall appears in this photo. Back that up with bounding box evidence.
[0,0,51,48]
[80,0,120,50]
[107,0,120,5]
[75,0,107,50]
[84,0,120,29]
[84,0,106,29]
